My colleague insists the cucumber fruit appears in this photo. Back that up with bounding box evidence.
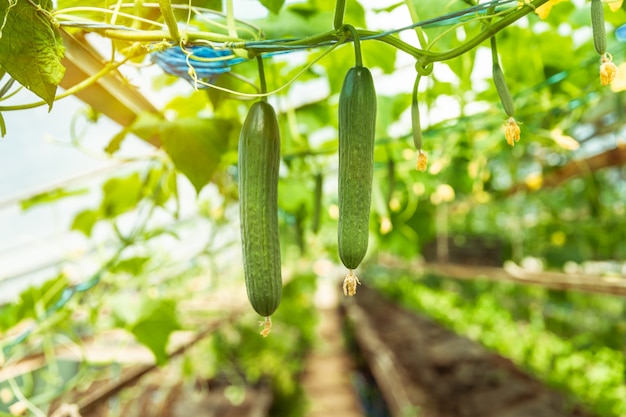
[238,101,282,318]
[337,65,377,271]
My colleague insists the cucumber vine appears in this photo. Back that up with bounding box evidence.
[0,0,562,116]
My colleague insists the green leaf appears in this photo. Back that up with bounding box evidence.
[259,0,285,14]
[71,209,99,237]
[206,74,256,111]
[111,296,181,366]
[0,302,19,331]
[107,112,164,154]
[278,178,311,213]
[131,299,180,366]
[109,256,150,275]
[319,46,353,94]
[160,118,233,193]
[253,9,334,38]
[164,90,211,118]
[144,167,175,206]
[412,0,473,51]
[14,274,69,322]
[362,40,396,74]
[344,0,366,28]
[100,173,143,218]
[0,0,65,108]
[20,188,88,211]
[104,128,128,155]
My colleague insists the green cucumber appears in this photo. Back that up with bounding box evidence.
[491,37,515,118]
[338,65,377,270]
[591,0,606,55]
[238,101,282,318]
[311,173,323,234]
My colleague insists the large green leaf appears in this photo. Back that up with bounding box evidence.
[131,298,180,366]
[0,0,65,108]
[160,118,233,193]
[111,295,181,366]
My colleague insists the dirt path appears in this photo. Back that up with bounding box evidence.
[301,284,366,417]
[344,286,596,417]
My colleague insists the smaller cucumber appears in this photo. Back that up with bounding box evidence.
[311,173,323,234]
[591,0,606,55]
[491,37,515,118]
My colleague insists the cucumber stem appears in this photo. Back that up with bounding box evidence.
[157,0,181,44]
[404,0,428,49]
[225,0,239,40]
[333,0,346,30]
[257,56,268,98]
[344,25,363,67]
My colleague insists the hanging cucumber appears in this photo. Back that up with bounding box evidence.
[337,26,377,296]
[311,173,323,235]
[238,58,282,335]
[591,0,606,55]
[412,73,428,171]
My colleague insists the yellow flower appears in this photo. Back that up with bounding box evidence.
[534,0,568,19]
[608,0,624,12]
[416,150,428,172]
[342,270,361,297]
[600,53,618,86]
[259,317,272,337]
[504,117,521,146]
[610,63,626,92]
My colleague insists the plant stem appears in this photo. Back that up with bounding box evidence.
[0,56,133,112]
[225,0,238,40]
[95,28,245,43]
[404,0,428,49]
[333,0,346,30]
[490,35,499,63]
[257,56,268,98]
[157,0,181,43]
[429,0,551,62]
[344,25,362,67]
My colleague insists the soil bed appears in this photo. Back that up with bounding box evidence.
[344,286,596,417]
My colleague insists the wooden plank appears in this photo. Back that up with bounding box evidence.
[423,262,626,297]
[59,29,161,147]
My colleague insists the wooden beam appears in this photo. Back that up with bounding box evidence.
[423,262,626,297]
[59,29,161,147]
[507,144,626,194]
